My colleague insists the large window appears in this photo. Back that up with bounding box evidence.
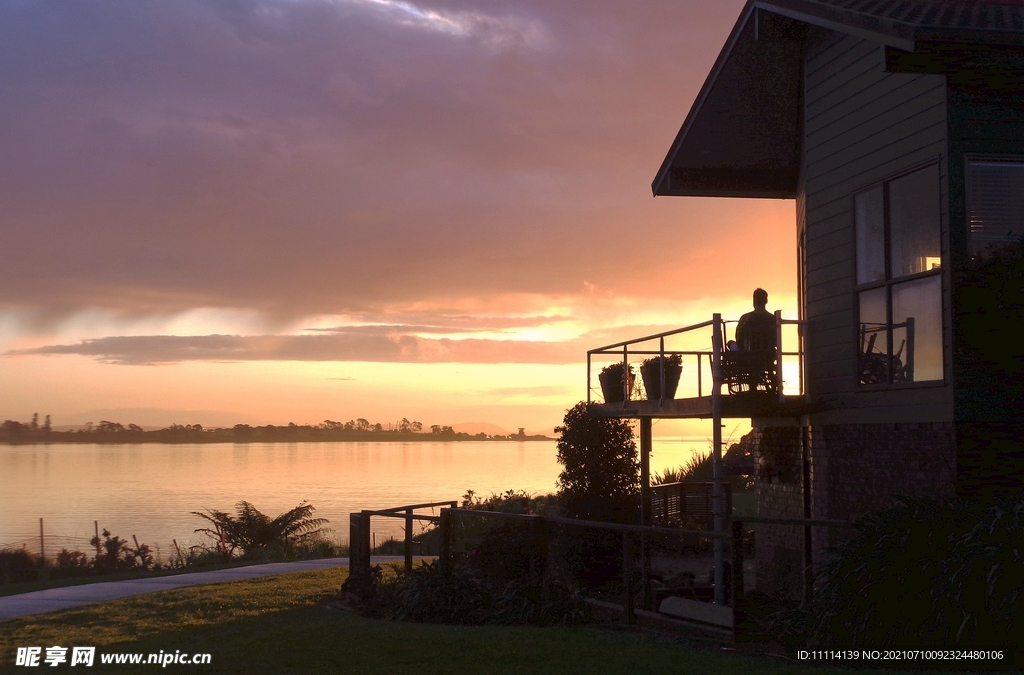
[967,157,1024,259]
[854,164,944,385]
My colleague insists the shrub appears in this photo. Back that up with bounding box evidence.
[360,560,589,627]
[555,402,639,523]
[0,550,41,583]
[774,495,1023,648]
[193,501,328,560]
[90,529,152,573]
[55,548,91,576]
[554,402,639,587]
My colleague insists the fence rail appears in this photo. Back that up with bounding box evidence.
[349,501,457,572]
[349,500,857,630]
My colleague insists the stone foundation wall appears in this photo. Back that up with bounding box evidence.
[753,425,805,601]
[752,421,957,599]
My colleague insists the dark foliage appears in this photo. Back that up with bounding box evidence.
[0,550,40,583]
[359,561,589,627]
[90,529,153,573]
[55,548,91,575]
[555,402,639,523]
[769,495,1023,648]
[192,501,328,560]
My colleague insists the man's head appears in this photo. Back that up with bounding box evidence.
[753,288,768,309]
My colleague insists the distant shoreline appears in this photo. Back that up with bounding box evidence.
[0,429,554,445]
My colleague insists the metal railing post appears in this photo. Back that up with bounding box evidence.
[711,314,725,606]
[587,352,592,403]
[775,310,784,403]
[622,346,629,401]
[732,519,745,605]
[404,508,413,571]
[698,353,702,397]
[622,532,635,624]
[659,336,666,402]
[439,509,452,574]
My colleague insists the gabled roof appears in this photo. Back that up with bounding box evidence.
[653,0,1024,199]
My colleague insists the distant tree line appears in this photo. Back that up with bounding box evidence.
[0,414,547,444]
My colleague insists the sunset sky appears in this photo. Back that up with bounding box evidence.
[0,0,796,435]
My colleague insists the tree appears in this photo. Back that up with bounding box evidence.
[97,420,125,433]
[555,402,639,523]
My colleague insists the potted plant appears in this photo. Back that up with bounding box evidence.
[640,354,682,401]
[598,362,635,403]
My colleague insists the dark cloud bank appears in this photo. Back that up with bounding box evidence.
[0,0,744,320]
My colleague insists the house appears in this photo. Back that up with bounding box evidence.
[590,0,1024,597]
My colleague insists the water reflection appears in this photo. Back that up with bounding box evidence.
[0,440,705,554]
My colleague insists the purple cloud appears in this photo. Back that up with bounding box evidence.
[0,0,750,323]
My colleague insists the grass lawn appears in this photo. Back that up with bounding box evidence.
[0,568,997,675]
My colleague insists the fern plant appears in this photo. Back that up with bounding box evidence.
[193,501,328,559]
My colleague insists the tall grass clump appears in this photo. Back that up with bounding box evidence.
[772,495,1023,648]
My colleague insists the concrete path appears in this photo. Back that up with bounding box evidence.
[0,556,404,622]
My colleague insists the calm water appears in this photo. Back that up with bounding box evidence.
[0,440,702,558]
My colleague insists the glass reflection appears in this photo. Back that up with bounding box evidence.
[889,165,941,277]
[856,186,885,284]
[858,287,889,385]
[892,275,943,382]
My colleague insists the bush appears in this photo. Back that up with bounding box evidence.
[553,402,639,587]
[90,529,153,573]
[359,560,589,627]
[0,550,41,583]
[55,548,91,576]
[773,495,1023,648]
[555,402,639,523]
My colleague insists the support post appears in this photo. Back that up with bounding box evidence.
[622,531,635,624]
[349,513,370,575]
[640,417,652,610]
[529,516,546,585]
[802,426,814,603]
[404,508,413,571]
[39,518,44,561]
[439,509,452,574]
[732,519,745,604]
[711,313,726,605]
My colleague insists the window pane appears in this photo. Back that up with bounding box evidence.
[855,186,885,284]
[967,158,1024,259]
[889,165,941,278]
[892,275,943,382]
[858,287,888,385]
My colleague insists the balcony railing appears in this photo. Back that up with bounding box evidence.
[586,311,803,407]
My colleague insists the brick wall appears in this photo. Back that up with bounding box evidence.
[752,421,957,599]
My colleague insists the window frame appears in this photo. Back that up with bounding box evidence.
[965,153,1024,260]
[853,161,946,388]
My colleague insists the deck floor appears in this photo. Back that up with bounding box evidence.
[588,394,804,419]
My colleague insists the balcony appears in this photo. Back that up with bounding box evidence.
[586,312,804,420]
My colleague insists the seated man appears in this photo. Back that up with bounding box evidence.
[725,288,777,393]
[736,288,776,352]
